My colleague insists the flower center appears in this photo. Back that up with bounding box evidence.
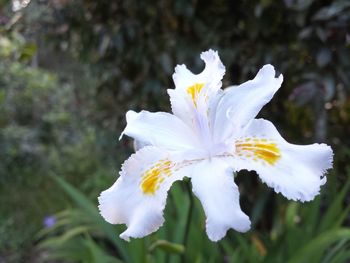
[187,83,204,106]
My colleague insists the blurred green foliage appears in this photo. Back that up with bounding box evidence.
[0,0,349,262]
[36,176,350,263]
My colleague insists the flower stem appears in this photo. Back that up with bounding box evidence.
[182,181,193,262]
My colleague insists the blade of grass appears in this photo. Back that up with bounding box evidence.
[287,228,350,263]
[319,180,350,232]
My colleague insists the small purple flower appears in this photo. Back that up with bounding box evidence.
[43,215,56,228]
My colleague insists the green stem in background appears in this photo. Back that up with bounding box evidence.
[181,181,194,262]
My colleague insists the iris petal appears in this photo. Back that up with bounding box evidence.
[191,158,250,241]
[232,119,333,202]
[98,146,195,241]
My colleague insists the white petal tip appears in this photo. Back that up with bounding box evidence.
[275,184,323,203]
[260,64,278,76]
[259,64,283,80]
[208,236,224,242]
[236,220,251,233]
[200,49,225,71]
[206,214,251,242]
[119,232,130,242]
[200,49,218,60]
[232,213,251,233]
[206,224,228,242]
[125,110,138,123]
[254,64,283,91]
[174,64,187,74]
[97,191,117,225]
[207,224,251,242]
[260,64,275,72]
[172,64,191,84]
[319,143,334,171]
[120,110,139,140]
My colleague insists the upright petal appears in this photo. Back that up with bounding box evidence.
[191,158,251,242]
[213,65,283,143]
[232,119,333,202]
[121,110,201,151]
[98,146,194,241]
[172,49,225,93]
[168,50,225,128]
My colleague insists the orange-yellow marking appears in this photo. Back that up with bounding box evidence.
[141,159,174,195]
[187,83,204,106]
[236,139,281,165]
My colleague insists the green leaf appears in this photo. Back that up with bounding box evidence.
[285,202,299,228]
[319,179,350,232]
[50,175,132,263]
[84,237,124,263]
[39,226,91,247]
[287,229,350,263]
[148,239,185,254]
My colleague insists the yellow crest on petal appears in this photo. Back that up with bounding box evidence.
[187,83,204,106]
[140,159,174,195]
[236,138,281,165]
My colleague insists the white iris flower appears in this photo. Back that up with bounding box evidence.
[98,50,333,242]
